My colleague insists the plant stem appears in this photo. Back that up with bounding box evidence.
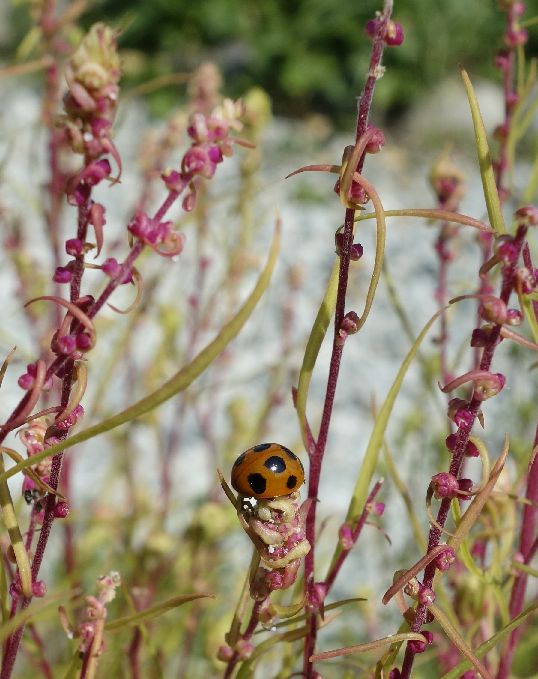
[302,2,392,676]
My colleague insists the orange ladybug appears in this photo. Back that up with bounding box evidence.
[231,443,305,499]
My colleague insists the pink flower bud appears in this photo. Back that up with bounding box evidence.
[54,501,70,519]
[385,20,404,46]
[217,645,234,662]
[465,440,480,458]
[418,587,436,606]
[365,126,385,153]
[506,308,522,325]
[65,238,84,256]
[339,523,354,550]
[479,297,507,324]
[473,372,505,400]
[53,267,73,284]
[515,205,538,226]
[32,580,47,597]
[431,472,459,499]
[435,547,455,571]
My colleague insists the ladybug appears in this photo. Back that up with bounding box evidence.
[231,443,305,499]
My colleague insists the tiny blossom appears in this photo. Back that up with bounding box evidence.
[447,398,473,428]
[76,333,93,351]
[373,502,385,516]
[473,372,505,401]
[17,363,52,392]
[496,237,519,265]
[418,586,436,606]
[32,580,47,598]
[235,639,254,659]
[57,335,77,355]
[435,547,456,571]
[65,238,84,256]
[53,266,73,284]
[217,645,234,662]
[365,126,385,153]
[431,472,459,499]
[514,266,536,294]
[54,501,71,519]
[479,297,507,324]
[101,257,133,283]
[465,440,480,457]
[339,523,354,550]
[505,308,522,325]
[515,204,538,226]
[334,233,363,260]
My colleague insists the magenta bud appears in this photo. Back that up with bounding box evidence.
[506,309,522,326]
[365,126,385,153]
[389,670,402,679]
[54,501,70,519]
[76,333,93,351]
[473,372,505,401]
[385,20,404,46]
[431,472,459,499]
[447,398,473,428]
[505,26,528,47]
[339,523,354,550]
[418,587,436,606]
[514,267,536,294]
[53,267,73,284]
[408,638,427,654]
[494,49,510,71]
[65,238,84,256]
[479,297,507,324]
[470,326,497,348]
[341,311,359,335]
[373,502,385,516]
[364,19,379,39]
[435,547,455,571]
[17,373,34,390]
[496,237,519,264]
[465,440,480,458]
[350,242,364,260]
[515,204,538,226]
[32,580,47,598]
[217,645,234,662]
[161,169,188,193]
[235,639,254,660]
[57,335,76,355]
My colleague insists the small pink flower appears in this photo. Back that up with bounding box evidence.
[53,267,73,284]
[431,472,459,499]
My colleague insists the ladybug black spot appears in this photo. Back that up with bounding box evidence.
[286,475,297,489]
[233,452,246,468]
[264,455,286,473]
[281,446,296,459]
[253,443,271,452]
[248,473,267,495]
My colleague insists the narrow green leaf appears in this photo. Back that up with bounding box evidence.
[460,68,506,235]
[0,589,80,644]
[440,601,538,679]
[105,593,214,632]
[430,601,493,679]
[0,223,280,484]
[328,308,444,572]
[296,259,339,450]
[311,632,428,661]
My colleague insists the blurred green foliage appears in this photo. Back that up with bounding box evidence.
[8,0,520,124]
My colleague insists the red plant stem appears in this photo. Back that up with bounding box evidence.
[324,480,384,593]
[302,3,392,676]
[223,600,263,679]
[400,225,528,679]
[496,442,538,679]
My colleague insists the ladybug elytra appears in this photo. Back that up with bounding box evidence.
[231,443,305,499]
